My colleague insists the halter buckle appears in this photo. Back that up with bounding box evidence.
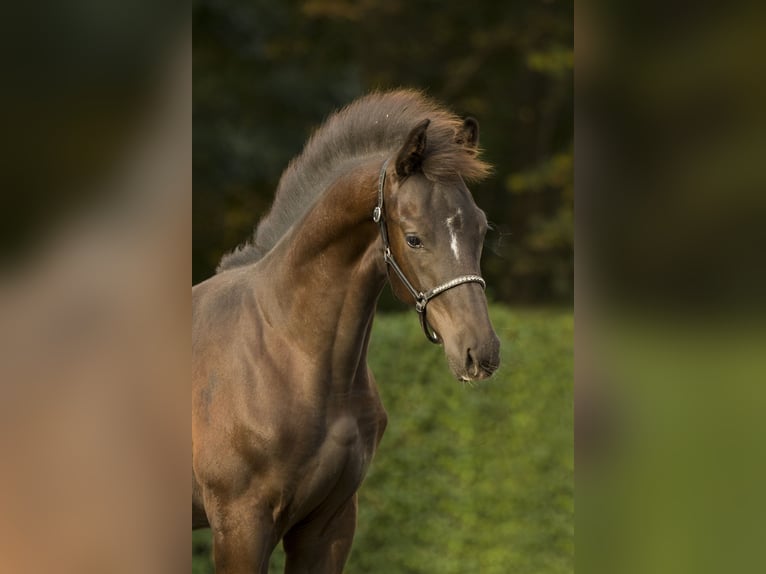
[372,206,382,223]
[415,296,427,313]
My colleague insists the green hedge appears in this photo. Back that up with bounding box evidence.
[193,305,573,573]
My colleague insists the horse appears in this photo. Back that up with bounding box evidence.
[192,90,500,573]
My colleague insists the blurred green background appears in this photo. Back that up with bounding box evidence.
[576,1,766,572]
[193,306,573,573]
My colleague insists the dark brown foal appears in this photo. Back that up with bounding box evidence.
[192,90,499,573]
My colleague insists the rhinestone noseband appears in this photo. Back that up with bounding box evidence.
[373,159,486,344]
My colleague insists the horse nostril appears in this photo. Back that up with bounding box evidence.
[465,348,479,377]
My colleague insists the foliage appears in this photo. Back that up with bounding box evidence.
[193,0,573,303]
[192,305,573,573]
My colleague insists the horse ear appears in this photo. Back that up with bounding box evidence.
[395,119,430,178]
[455,117,479,148]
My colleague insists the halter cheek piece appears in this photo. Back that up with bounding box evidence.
[373,159,487,344]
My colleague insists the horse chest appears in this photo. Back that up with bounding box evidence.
[285,415,372,519]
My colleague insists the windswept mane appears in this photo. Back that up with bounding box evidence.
[217,89,491,272]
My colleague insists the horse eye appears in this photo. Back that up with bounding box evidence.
[406,235,423,249]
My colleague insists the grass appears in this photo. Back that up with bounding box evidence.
[192,305,573,573]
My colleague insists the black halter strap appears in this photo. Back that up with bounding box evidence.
[373,159,487,344]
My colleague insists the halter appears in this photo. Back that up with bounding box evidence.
[373,159,487,344]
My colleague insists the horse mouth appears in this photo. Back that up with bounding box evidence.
[458,364,497,382]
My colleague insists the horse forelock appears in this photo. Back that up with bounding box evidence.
[216,89,492,273]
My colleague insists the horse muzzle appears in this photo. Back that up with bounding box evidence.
[451,331,501,382]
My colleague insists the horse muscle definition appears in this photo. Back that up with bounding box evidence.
[192,90,500,573]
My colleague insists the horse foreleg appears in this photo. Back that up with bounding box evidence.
[205,492,277,574]
[282,494,357,574]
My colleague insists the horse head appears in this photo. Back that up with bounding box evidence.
[381,117,500,382]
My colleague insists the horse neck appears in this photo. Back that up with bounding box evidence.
[258,159,387,377]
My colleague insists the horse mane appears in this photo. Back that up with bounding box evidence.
[217,89,491,272]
